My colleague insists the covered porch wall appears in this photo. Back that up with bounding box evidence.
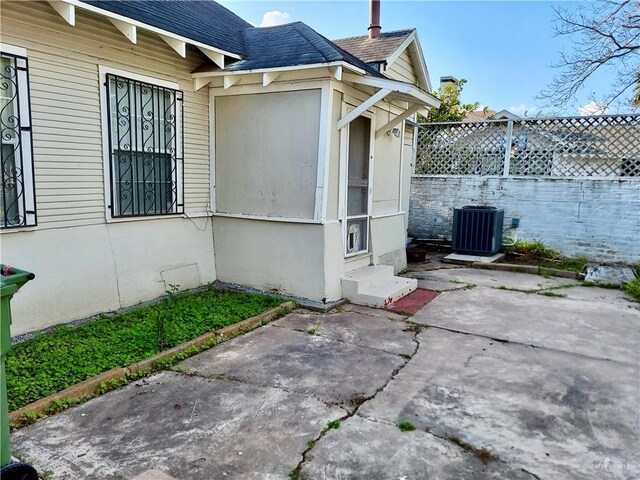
[209,73,415,303]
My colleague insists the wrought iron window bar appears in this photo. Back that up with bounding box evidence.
[105,73,184,218]
[0,51,37,229]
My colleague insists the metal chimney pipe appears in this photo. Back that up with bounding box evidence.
[369,0,381,39]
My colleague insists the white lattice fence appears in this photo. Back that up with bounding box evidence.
[415,114,640,178]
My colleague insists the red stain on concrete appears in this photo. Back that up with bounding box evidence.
[387,289,439,315]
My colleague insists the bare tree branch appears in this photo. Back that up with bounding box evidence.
[539,0,640,109]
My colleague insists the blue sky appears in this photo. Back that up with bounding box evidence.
[219,0,637,116]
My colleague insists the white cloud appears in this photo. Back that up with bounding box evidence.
[258,11,290,27]
[507,104,541,117]
[578,101,610,116]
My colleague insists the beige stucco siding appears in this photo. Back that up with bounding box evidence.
[372,109,403,215]
[1,1,211,229]
[386,50,417,85]
[214,90,321,219]
[213,217,327,301]
[3,217,216,335]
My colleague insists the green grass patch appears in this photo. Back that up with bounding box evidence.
[6,287,282,411]
[537,291,567,298]
[509,240,560,260]
[398,420,416,432]
[622,276,640,300]
[506,240,587,273]
[321,419,341,434]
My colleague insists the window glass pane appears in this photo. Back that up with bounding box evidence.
[1,143,19,226]
[112,151,173,216]
[347,186,367,216]
[347,116,370,216]
[107,74,181,217]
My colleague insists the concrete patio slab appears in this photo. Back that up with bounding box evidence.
[180,323,409,412]
[271,310,416,356]
[553,285,636,306]
[415,278,469,291]
[359,328,640,480]
[10,272,640,480]
[408,267,579,290]
[443,252,505,265]
[11,371,344,479]
[299,415,535,480]
[412,287,640,363]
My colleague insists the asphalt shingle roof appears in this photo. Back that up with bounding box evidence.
[333,29,415,64]
[80,0,252,56]
[80,0,385,77]
[223,22,384,77]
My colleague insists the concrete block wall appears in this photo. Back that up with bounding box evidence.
[409,176,640,263]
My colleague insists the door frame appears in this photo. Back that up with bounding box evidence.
[341,107,376,257]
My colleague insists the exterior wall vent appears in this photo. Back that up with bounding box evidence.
[452,206,504,255]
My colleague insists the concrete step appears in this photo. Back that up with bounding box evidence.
[344,275,418,309]
[342,265,395,297]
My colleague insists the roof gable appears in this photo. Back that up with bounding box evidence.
[332,29,414,65]
[334,29,432,91]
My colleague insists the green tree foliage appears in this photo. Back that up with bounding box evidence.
[418,79,481,123]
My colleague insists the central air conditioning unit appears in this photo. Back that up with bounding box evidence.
[452,206,504,255]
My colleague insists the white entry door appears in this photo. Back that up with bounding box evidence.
[345,115,373,256]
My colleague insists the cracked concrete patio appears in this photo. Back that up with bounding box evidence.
[11,269,640,480]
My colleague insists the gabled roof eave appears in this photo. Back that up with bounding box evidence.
[384,30,432,92]
[61,0,243,62]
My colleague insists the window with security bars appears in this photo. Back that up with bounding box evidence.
[105,73,183,217]
[1,50,37,229]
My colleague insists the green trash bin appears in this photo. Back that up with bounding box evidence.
[0,265,38,479]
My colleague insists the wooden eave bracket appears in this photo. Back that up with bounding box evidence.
[375,104,423,138]
[337,88,392,130]
[48,1,75,25]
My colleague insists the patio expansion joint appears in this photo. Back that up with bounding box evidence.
[290,323,424,478]
[428,325,634,366]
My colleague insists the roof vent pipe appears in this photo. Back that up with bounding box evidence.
[369,0,381,39]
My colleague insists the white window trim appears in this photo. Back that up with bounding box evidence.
[1,44,37,230]
[0,43,27,57]
[99,66,183,222]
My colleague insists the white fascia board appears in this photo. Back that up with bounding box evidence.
[384,30,432,92]
[385,30,416,68]
[191,61,359,78]
[408,33,432,92]
[342,73,440,108]
[61,0,241,60]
